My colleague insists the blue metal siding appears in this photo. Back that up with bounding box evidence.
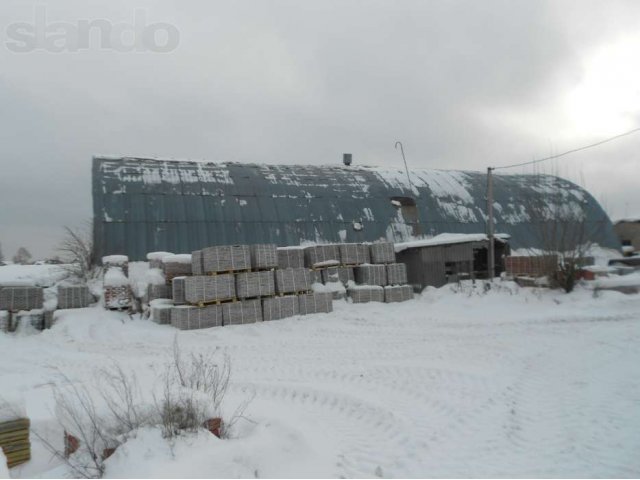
[92,156,620,260]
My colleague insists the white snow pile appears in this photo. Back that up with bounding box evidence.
[103,268,128,287]
[1,280,639,478]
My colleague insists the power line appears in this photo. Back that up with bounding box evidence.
[492,126,640,171]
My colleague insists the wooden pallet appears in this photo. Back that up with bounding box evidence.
[196,297,237,308]
[206,268,251,276]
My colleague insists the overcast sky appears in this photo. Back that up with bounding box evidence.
[1,0,639,259]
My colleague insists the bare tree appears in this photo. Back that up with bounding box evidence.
[526,172,607,292]
[58,221,98,282]
[12,247,32,265]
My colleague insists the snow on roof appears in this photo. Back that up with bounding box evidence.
[394,233,509,252]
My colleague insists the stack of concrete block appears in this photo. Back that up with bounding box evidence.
[171,304,223,330]
[147,252,173,269]
[222,299,262,325]
[322,266,354,285]
[369,242,396,264]
[15,310,44,330]
[339,243,370,265]
[150,300,173,325]
[146,283,171,303]
[354,264,387,286]
[57,285,93,309]
[172,276,187,305]
[298,292,333,315]
[0,311,10,332]
[104,267,131,309]
[202,245,251,273]
[309,269,323,285]
[0,286,44,311]
[262,295,299,321]
[384,285,414,303]
[184,275,235,305]
[347,285,385,303]
[191,250,204,275]
[275,268,311,294]
[277,247,305,269]
[162,254,193,285]
[250,244,278,270]
[236,271,275,299]
[304,245,340,268]
[386,263,408,285]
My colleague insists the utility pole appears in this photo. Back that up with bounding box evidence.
[487,167,495,279]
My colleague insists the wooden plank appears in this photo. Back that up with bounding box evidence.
[0,418,30,434]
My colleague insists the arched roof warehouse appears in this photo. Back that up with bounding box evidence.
[92,156,619,260]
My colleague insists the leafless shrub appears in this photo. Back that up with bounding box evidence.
[58,221,100,283]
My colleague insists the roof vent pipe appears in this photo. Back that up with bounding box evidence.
[343,153,352,166]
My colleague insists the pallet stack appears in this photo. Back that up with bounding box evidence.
[0,409,30,469]
[103,264,131,310]
[57,285,93,309]
[0,284,44,332]
[147,251,174,270]
[102,255,129,276]
[346,242,414,304]
[162,254,193,285]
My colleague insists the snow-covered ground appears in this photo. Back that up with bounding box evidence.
[1,280,640,478]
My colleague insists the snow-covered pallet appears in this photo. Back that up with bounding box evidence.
[262,295,299,321]
[321,266,354,285]
[171,305,222,330]
[222,299,262,325]
[202,245,251,273]
[191,250,204,275]
[171,276,187,305]
[369,242,396,264]
[298,292,333,315]
[338,243,370,265]
[146,283,171,303]
[0,286,44,311]
[250,244,278,270]
[386,263,408,285]
[163,254,193,284]
[277,247,305,269]
[313,281,347,300]
[102,255,129,276]
[384,285,414,303]
[236,271,275,299]
[354,264,387,286]
[304,245,340,268]
[104,285,131,309]
[147,252,173,270]
[151,303,173,325]
[275,268,311,294]
[184,275,235,305]
[347,285,384,303]
[15,310,44,330]
[57,285,93,309]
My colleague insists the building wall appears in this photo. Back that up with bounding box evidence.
[92,156,620,260]
[614,221,640,251]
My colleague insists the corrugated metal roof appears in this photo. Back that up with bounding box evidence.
[92,156,620,260]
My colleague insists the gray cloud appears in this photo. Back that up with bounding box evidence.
[1,0,639,258]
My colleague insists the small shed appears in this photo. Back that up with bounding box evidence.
[395,233,510,290]
[613,219,640,255]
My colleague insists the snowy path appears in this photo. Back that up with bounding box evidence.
[2,284,639,478]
